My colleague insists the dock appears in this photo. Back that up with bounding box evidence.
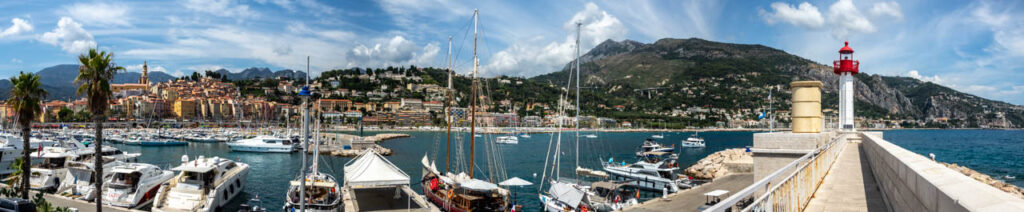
[312,133,410,157]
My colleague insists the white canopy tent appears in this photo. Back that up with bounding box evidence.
[344,150,410,187]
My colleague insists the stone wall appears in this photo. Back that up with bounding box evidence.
[861,133,1024,211]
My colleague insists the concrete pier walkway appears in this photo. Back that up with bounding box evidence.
[804,141,887,212]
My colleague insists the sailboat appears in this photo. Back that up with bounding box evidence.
[420,10,511,212]
[539,22,636,212]
[283,120,342,211]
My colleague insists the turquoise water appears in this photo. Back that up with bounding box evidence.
[105,129,1021,211]
[883,129,1024,188]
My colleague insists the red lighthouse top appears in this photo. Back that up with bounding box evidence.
[834,41,859,75]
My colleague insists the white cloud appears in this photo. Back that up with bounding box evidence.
[869,2,903,21]
[827,0,875,39]
[183,0,258,19]
[256,0,334,15]
[906,70,942,84]
[761,2,825,29]
[346,36,440,68]
[10,58,22,63]
[63,2,132,27]
[0,18,33,38]
[125,63,169,73]
[485,2,626,77]
[39,17,96,54]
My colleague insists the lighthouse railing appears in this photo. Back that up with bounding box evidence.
[702,134,850,212]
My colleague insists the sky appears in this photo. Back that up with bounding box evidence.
[0,0,1023,104]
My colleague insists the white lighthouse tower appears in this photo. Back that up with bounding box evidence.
[834,41,859,131]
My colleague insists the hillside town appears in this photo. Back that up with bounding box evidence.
[1,62,1015,130]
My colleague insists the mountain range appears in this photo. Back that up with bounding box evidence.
[532,38,1023,127]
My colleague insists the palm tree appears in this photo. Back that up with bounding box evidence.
[8,72,48,199]
[76,48,122,211]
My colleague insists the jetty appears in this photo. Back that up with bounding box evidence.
[625,80,1024,212]
[313,133,410,157]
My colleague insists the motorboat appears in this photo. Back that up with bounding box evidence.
[496,135,519,144]
[603,156,687,193]
[636,139,674,157]
[28,146,78,192]
[0,133,60,176]
[103,163,176,209]
[58,148,141,199]
[680,134,706,148]
[152,155,250,212]
[140,138,189,147]
[227,135,296,153]
[519,133,531,138]
[651,134,664,139]
[584,134,598,138]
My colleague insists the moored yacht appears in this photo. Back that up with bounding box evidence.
[58,151,141,200]
[602,156,687,193]
[680,133,705,148]
[636,139,674,157]
[496,135,519,144]
[152,155,250,212]
[103,163,176,209]
[227,135,295,153]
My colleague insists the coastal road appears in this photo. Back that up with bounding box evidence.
[624,173,753,212]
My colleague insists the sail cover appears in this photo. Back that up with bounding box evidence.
[548,181,585,208]
[460,179,499,191]
[344,150,410,187]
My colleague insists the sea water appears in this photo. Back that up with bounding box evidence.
[105,129,1020,211]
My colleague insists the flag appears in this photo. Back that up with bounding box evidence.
[758,111,766,120]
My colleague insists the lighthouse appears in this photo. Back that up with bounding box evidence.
[834,41,859,130]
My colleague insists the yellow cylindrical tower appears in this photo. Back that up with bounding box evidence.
[791,81,823,133]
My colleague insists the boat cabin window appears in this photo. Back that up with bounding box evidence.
[110,172,142,190]
[183,171,215,189]
[38,158,67,169]
[68,168,95,183]
[658,170,674,179]
[224,162,237,170]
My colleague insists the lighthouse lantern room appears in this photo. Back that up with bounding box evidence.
[833,41,859,130]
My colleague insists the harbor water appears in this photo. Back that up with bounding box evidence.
[105,129,1020,211]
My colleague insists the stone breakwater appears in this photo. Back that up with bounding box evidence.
[684,148,753,179]
[940,162,1024,199]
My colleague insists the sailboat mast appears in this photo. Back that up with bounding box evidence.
[299,56,310,211]
[574,22,581,173]
[469,9,478,179]
[445,35,453,174]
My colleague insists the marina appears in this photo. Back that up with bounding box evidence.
[0,1,1022,211]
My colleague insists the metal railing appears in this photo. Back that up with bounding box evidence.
[703,133,849,212]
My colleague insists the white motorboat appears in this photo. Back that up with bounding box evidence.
[153,155,250,212]
[637,139,674,157]
[103,163,176,209]
[680,134,706,148]
[57,148,141,199]
[519,133,532,138]
[603,157,687,193]
[28,146,77,192]
[228,135,296,153]
[0,133,60,176]
[651,134,664,139]
[496,135,519,144]
[584,134,598,138]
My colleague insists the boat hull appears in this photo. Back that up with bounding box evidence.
[227,144,295,153]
